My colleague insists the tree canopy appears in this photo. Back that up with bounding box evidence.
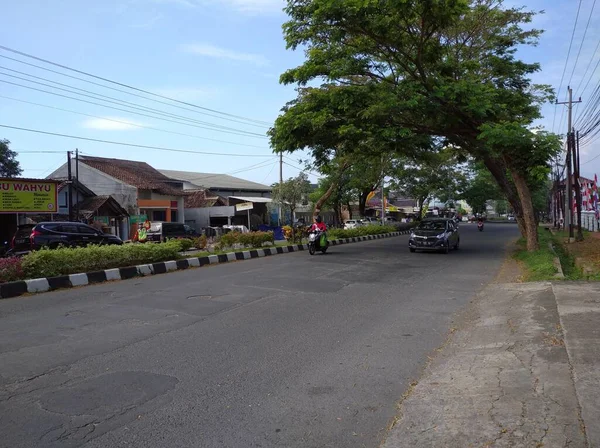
[0,139,22,178]
[270,0,560,250]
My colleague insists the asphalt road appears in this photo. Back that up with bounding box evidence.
[0,223,519,448]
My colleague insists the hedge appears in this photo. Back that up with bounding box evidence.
[218,231,274,250]
[328,224,399,239]
[20,240,184,279]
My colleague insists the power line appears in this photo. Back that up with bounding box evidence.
[553,0,583,133]
[0,45,272,127]
[0,124,277,158]
[0,95,271,150]
[261,161,278,184]
[568,0,597,88]
[0,72,267,138]
[0,79,267,139]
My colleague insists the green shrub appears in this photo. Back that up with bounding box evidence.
[178,238,194,251]
[328,224,397,239]
[21,241,182,279]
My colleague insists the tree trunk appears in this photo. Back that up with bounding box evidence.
[314,181,337,219]
[359,188,372,217]
[482,156,526,238]
[417,196,429,220]
[510,169,539,251]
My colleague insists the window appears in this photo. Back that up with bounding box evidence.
[163,224,185,236]
[60,224,80,233]
[152,210,166,221]
[78,225,97,235]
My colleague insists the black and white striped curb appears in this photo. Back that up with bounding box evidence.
[0,231,411,299]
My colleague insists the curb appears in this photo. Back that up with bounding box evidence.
[0,230,411,299]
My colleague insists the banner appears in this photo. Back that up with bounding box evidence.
[0,179,58,213]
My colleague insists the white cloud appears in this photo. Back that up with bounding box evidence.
[82,117,142,131]
[154,87,219,100]
[181,43,269,66]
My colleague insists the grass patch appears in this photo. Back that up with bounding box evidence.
[553,230,600,280]
[513,230,558,281]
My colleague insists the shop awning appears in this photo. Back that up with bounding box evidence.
[228,196,272,203]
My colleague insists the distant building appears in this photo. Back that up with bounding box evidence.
[49,156,185,239]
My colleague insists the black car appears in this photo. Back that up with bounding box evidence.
[11,222,123,254]
[408,218,460,253]
[146,222,189,242]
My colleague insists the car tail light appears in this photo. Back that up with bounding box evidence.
[30,229,42,249]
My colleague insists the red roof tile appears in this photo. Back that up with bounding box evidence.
[80,156,183,195]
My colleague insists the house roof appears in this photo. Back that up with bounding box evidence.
[76,195,130,218]
[80,156,184,195]
[184,190,227,208]
[159,169,271,192]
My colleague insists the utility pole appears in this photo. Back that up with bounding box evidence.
[75,149,79,222]
[67,151,73,222]
[278,153,283,226]
[575,132,584,241]
[556,86,581,240]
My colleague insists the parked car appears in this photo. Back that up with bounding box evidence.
[146,222,189,242]
[344,219,362,230]
[362,217,380,225]
[11,222,123,254]
[184,224,198,236]
[408,218,460,254]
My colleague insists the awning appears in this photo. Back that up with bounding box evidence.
[228,196,272,203]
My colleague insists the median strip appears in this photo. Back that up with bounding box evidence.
[0,230,410,299]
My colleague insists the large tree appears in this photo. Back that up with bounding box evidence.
[0,139,22,178]
[271,0,559,250]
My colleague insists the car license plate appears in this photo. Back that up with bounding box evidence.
[16,239,27,244]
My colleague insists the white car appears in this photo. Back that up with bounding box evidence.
[344,220,362,229]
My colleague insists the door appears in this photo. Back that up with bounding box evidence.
[58,223,82,247]
[77,224,103,246]
[447,222,458,246]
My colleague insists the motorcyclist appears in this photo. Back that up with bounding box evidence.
[310,215,327,233]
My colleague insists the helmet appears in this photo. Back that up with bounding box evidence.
[315,216,322,223]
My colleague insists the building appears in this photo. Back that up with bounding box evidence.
[159,170,271,198]
[49,156,185,239]
[160,169,272,230]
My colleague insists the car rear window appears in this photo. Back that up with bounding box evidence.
[15,226,35,237]
[163,224,186,235]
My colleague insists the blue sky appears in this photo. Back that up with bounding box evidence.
[1,0,599,186]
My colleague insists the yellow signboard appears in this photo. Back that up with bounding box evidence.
[0,179,58,213]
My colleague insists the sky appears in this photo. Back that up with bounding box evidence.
[1,0,599,187]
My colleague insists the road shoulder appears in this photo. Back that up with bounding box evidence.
[382,281,589,447]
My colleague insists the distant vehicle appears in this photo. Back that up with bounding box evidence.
[408,218,460,254]
[11,222,122,254]
[184,224,198,236]
[507,215,516,222]
[344,220,362,230]
[222,225,249,233]
[361,217,380,225]
[147,222,189,242]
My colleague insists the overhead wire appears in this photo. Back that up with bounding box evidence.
[568,0,597,88]
[0,79,267,139]
[0,124,277,158]
[0,72,267,138]
[553,0,583,133]
[0,95,271,150]
[0,45,272,127]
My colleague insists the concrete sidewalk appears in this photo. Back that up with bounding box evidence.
[382,282,600,448]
